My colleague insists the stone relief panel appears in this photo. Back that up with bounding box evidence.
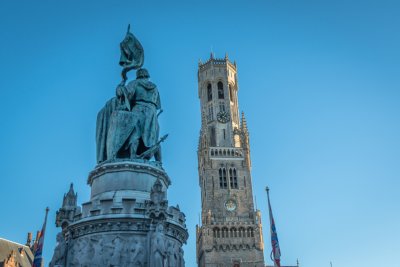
[65,230,184,267]
[67,234,148,267]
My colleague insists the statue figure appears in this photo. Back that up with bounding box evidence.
[106,68,162,161]
[126,238,144,266]
[82,239,95,267]
[167,241,178,267]
[151,224,166,267]
[110,236,124,266]
[68,238,86,266]
[101,237,114,267]
[91,237,103,267]
[96,26,165,164]
[49,233,66,267]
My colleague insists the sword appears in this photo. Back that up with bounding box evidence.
[138,134,168,159]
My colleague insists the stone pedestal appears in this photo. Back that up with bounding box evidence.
[51,161,188,267]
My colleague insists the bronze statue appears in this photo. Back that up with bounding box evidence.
[96,26,165,164]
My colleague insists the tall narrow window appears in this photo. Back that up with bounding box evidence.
[207,83,212,101]
[223,168,227,188]
[219,169,223,188]
[219,102,225,112]
[233,169,238,189]
[218,82,224,99]
[209,126,216,146]
[219,168,227,189]
[229,168,238,189]
[229,168,234,188]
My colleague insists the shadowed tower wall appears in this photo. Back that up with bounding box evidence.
[196,54,265,267]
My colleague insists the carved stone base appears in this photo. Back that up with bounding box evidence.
[51,161,188,267]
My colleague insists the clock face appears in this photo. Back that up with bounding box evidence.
[225,199,237,211]
[217,111,230,123]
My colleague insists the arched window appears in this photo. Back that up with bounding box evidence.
[218,82,224,99]
[207,83,212,101]
[222,227,228,238]
[213,227,220,238]
[247,227,254,237]
[233,169,238,189]
[223,169,227,188]
[219,169,223,188]
[209,126,216,146]
[238,227,245,237]
[229,168,238,189]
[219,102,225,112]
[230,227,237,238]
[219,168,227,189]
[229,168,234,188]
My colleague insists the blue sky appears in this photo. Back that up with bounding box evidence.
[0,1,399,266]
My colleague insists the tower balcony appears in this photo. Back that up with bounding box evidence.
[209,147,244,159]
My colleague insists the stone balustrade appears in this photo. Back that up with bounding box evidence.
[209,147,243,158]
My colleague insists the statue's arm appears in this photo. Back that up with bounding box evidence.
[116,83,132,110]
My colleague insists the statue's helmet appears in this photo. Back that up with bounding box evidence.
[136,68,150,79]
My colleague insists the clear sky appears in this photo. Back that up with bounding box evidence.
[0,1,399,266]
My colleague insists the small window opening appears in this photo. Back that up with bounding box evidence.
[207,83,212,101]
[218,82,224,99]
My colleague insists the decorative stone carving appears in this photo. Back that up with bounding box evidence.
[49,233,66,267]
[151,224,166,267]
[127,238,145,266]
[56,183,81,230]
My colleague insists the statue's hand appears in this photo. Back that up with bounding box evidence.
[116,84,124,98]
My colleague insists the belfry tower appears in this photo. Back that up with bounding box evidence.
[196,54,265,267]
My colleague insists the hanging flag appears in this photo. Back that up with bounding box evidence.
[33,207,49,267]
[266,187,281,267]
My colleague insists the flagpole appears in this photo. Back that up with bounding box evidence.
[266,186,281,267]
[266,186,273,264]
[33,207,49,267]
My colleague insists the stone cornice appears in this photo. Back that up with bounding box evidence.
[88,161,171,186]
